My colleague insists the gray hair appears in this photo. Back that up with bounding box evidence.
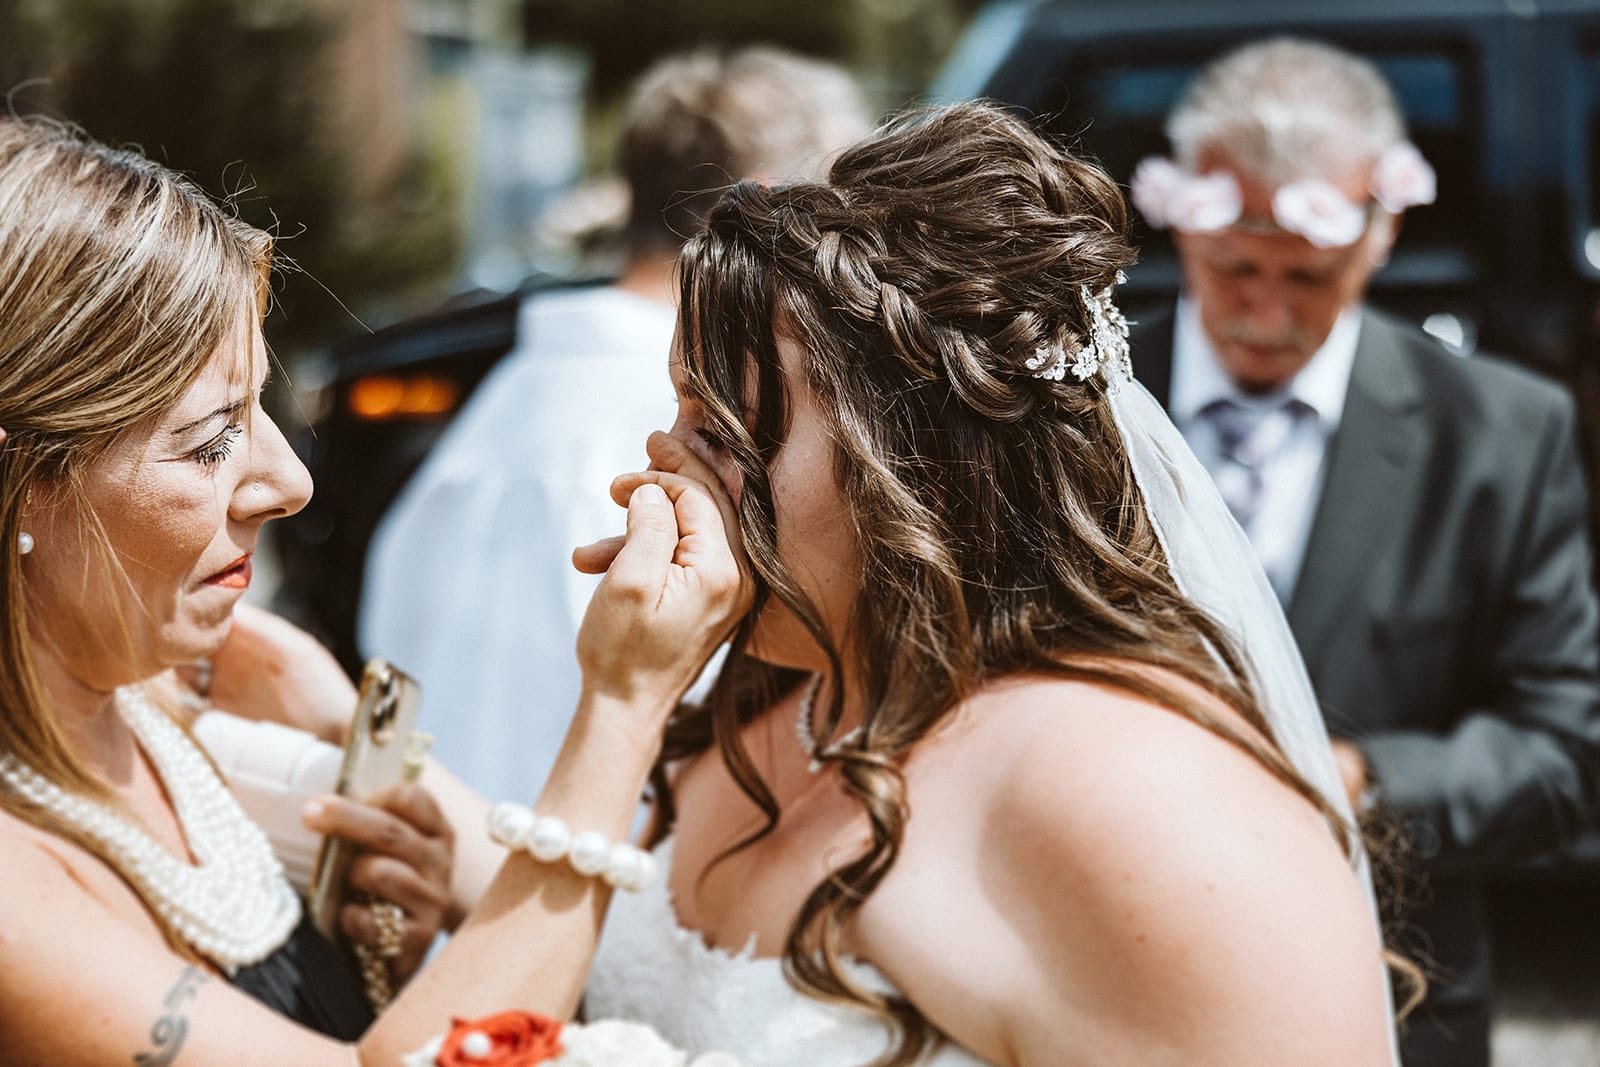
[1167,38,1406,185]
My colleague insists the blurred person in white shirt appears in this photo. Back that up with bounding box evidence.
[360,47,871,803]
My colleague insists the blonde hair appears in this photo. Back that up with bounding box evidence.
[0,117,271,954]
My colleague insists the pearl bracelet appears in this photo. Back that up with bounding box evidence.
[486,802,658,893]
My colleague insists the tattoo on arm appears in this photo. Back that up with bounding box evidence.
[132,966,208,1067]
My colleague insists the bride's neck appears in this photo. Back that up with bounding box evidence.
[29,642,140,786]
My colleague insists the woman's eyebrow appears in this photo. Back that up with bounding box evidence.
[170,396,248,436]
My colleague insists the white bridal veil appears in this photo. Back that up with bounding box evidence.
[1076,280,1400,1065]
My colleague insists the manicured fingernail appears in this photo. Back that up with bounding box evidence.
[302,799,324,823]
[636,483,668,503]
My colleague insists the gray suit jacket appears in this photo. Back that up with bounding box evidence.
[1133,305,1600,1014]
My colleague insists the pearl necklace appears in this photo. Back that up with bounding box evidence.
[792,674,862,774]
[0,685,301,972]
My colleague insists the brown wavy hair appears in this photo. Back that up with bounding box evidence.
[0,117,271,960]
[651,101,1400,1064]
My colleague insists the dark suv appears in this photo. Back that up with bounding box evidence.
[933,0,1600,389]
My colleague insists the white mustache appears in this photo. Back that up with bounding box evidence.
[1218,323,1314,350]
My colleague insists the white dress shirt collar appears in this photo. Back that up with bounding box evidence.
[1169,296,1363,431]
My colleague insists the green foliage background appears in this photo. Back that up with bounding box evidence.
[1,0,461,359]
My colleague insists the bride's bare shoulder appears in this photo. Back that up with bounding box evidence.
[933,665,1263,774]
[926,665,1332,858]
[911,669,1387,1063]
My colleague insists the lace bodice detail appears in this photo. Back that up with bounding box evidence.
[586,839,994,1067]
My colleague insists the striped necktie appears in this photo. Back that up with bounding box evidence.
[1199,396,1308,535]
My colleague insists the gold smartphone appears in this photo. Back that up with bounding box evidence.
[306,659,424,941]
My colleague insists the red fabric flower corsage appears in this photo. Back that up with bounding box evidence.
[433,1011,565,1066]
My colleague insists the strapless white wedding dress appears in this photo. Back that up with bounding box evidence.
[586,840,994,1067]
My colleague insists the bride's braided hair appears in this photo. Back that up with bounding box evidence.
[653,101,1383,1064]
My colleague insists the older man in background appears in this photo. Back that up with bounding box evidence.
[1129,37,1600,1066]
[360,47,870,803]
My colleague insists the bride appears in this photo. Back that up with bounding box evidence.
[579,102,1402,1065]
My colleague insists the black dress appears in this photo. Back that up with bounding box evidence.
[227,912,375,1040]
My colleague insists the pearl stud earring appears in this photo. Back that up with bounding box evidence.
[18,532,33,555]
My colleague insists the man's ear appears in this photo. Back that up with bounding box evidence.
[1366,211,1402,270]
